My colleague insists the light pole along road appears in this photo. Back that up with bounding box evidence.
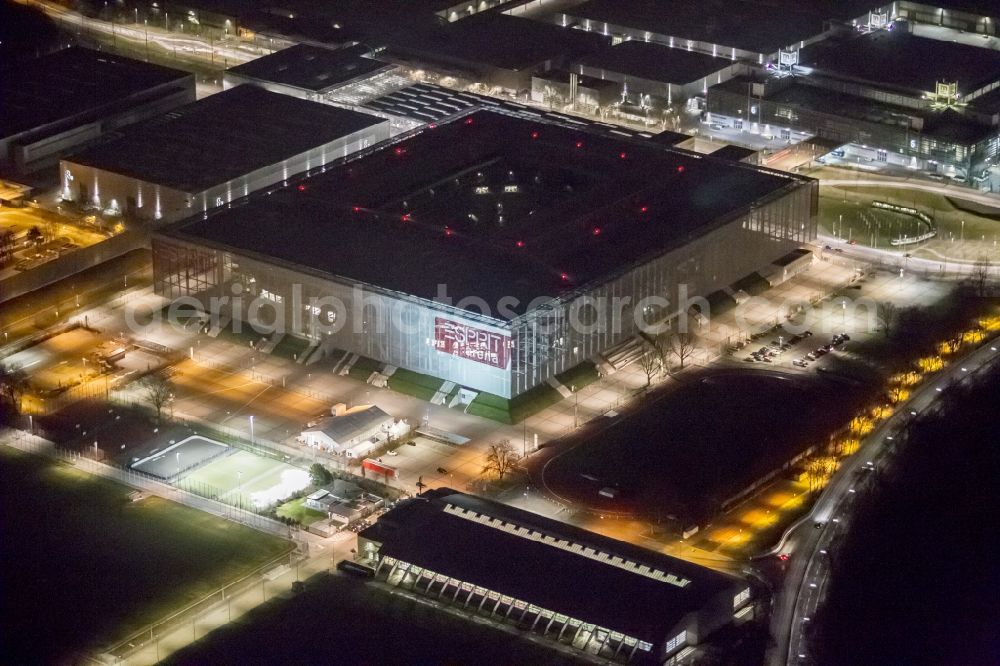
[765,337,1000,666]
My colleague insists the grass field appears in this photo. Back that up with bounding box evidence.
[387,367,445,401]
[164,573,578,666]
[276,497,327,527]
[180,449,310,509]
[466,382,565,424]
[819,185,1000,256]
[0,446,293,664]
[269,334,312,361]
[555,360,600,392]
[347,355,382,382]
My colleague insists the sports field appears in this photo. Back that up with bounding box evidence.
[131,435,230,480]
[0,446,293,665]
[179,449,310,509]
[543,370,878,524]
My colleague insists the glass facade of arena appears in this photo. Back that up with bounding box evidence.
[153,177,816,399]
[507,179,816,396]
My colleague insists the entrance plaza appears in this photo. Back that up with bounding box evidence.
[112,250,946,458]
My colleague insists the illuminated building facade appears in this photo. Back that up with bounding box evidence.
[60,85,388,223]
[154,110,816,399]
[358,488,752,663]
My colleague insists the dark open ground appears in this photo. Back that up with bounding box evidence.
[0,447,292,664]
[166,573,583,666]
[811,365,1000,665]
[541,370,877,524]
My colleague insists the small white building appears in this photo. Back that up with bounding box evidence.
[301,404,406,457]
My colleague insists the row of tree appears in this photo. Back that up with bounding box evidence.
[0,227,45,268]
[636,332,698,387]
[0,363,29,425]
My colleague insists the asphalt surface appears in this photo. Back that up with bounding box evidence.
[766,338,1000,666]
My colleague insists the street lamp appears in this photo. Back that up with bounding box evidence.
[249,415,255,445]
[572,384,578,428]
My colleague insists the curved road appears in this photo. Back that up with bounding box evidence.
[816,234,985,275]
[821,178,1000,209]
[766,338,1000,666]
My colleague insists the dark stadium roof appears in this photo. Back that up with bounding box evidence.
[170,110,802,316]
[801,29,1000,95]
[575,40,733,85]
[226,43,391,93]
[65,85,385,193]
[361,488,741,643]
[0,47,191,139]
[565,0,828,54]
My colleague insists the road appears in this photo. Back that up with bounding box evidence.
[819,176,1000,209]
[22,0,268,70]
[816,234,987,275]
[767,337,1000,666]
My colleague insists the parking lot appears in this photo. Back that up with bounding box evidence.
[0,206,108,278]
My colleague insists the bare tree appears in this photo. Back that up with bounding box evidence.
[26,225,44,247]
[972,256,991,296]
[482,439,520,481]
[140,374,174,422]
[637,349,661,387]
[667,332,697,370]
[0,363,29,415]
[876,301,898,338]
[542,85,564,110]
[0,229,15,267]
[804,457,836,493]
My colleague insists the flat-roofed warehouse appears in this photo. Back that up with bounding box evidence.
[154,110,816,400]
[60,85,389,223]
[541,0,834,64]
[357,488,752,663]
[0,46,194,173]
[572,40,743,104]
[798,29,1000,104]
[223,43,394,101]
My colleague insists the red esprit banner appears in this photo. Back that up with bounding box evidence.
[434,317,510,369]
